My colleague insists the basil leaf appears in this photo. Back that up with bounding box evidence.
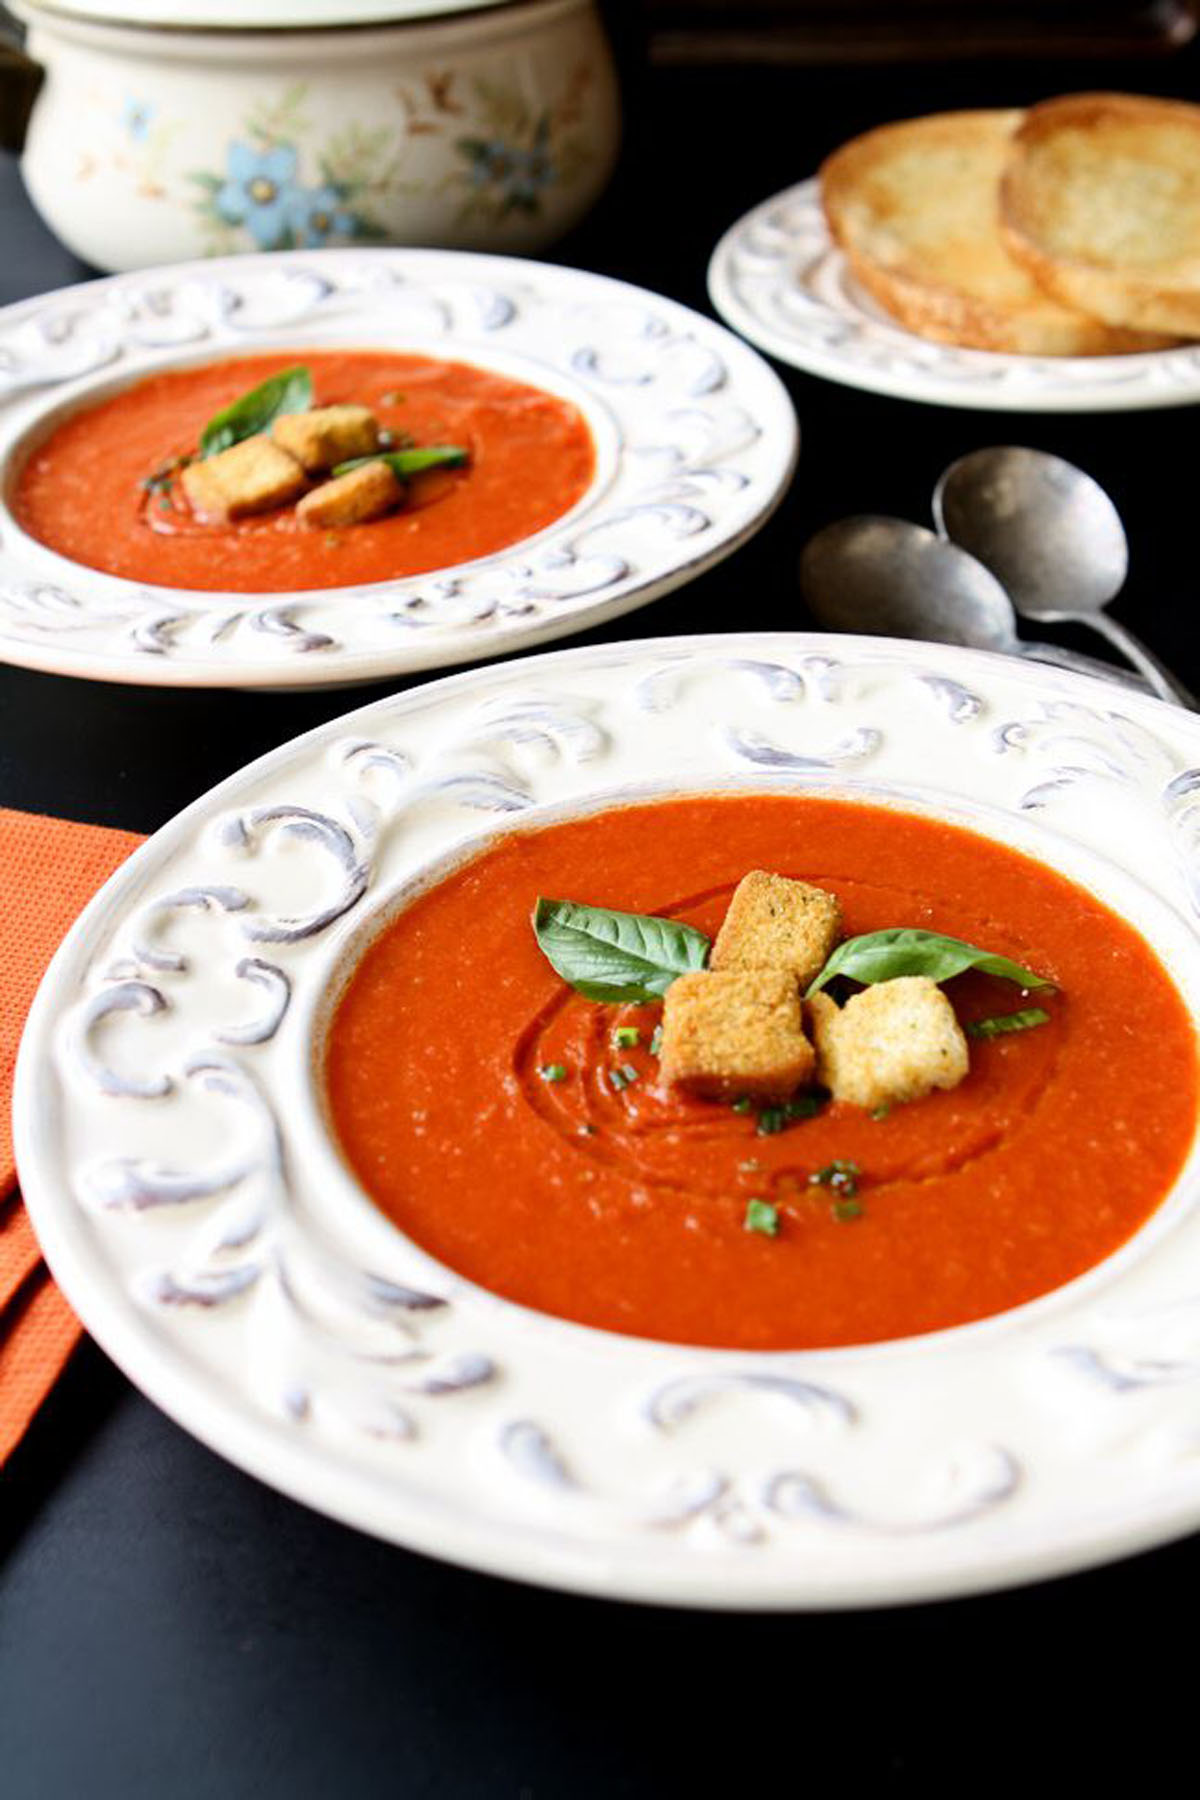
[533,897,710,1003]
[806,929,1052,997]
[967,1008,1051,1040]
[332,446,468,479]
[199,365,313,458]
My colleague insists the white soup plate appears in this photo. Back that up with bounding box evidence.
[0,249,796,688]
[15,631,1200,1608]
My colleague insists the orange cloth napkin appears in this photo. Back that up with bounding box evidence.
[1,807,145,1463]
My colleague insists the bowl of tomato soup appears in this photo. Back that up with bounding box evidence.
[0,252,799,689]
[10,347,599,595]
[18,633,1200,1606]
[321,791,1200,1353]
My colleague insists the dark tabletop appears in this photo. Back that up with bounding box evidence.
[3,31,1200,1798]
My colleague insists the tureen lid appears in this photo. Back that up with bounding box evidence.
[19,0,521,32]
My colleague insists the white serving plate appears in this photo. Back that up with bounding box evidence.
[708,178,1200,412]
[0,250,796,688]
[15,631,1200,1609]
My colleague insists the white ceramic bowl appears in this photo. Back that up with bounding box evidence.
[6,0,620,272]
[0,246,797,687]
[15,632,1200,1608]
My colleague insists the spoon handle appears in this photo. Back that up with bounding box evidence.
[1072,612,1195,709]
[1017,640,1151,694]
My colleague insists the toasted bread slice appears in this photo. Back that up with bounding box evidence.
[820,109,1174,355]
[1000,92,1200,337]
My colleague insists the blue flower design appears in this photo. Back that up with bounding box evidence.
[123,97,155,143]
[457,117,557,216]
[215,142,301,250]
[287,184,359,248]
[464,140,516,188]
[504,144,556,212]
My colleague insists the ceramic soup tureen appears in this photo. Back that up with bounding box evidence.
[1,0,621,271]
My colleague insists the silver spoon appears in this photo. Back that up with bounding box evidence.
[799,515,1150,689]
[933,446,1192,707]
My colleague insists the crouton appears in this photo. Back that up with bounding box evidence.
[808,978,969,1111]
[710,870,843,991]
[271,404,380,474]
[660,969,816,1102]
[295,460,403,530]
[181,437,307,522]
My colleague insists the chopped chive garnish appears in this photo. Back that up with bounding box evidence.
[620,1062,640,1083]
[810,1160,861,1198]
[752,1093,825,1135]
[614,1026,640,1049]
[649,1024,663,1058]
[142,454,193,495]
[731,1096,752,1115]
[539,1063,567,1083]
[832,1198,864,1223]
[870,1104,891,1121]
[608,1068,628,1092]
[744,1198,780,1237]
[756,1094,825,1136]
[967,1007,1051,1040]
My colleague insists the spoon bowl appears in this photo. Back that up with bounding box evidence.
[934,446,1128,617]
[800,516,1023,651]
[933,446,1191,706]
[799,514,1145,690]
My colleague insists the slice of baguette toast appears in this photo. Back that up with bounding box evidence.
[820,108,1175,355]
[1000,92,1200,337]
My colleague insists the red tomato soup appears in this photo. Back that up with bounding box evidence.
[324,794,1199,1351]
[12,351,595,593]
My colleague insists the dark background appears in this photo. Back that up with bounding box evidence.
[3,13,1200,1795]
